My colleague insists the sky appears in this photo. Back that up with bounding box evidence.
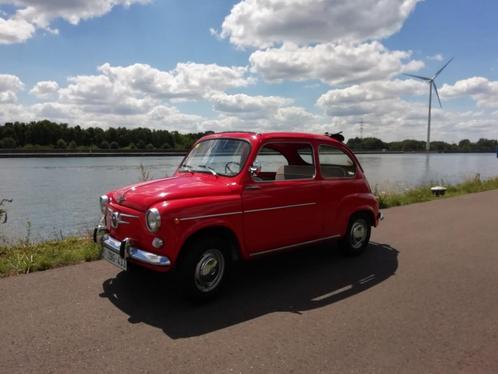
[0,0,497,142]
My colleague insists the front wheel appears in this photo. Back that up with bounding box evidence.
[340,215,371,256]
[177,237,230,301]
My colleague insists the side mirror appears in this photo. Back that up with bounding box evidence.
[249,161,262,175]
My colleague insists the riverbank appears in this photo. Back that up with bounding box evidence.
[1,150,497,157]
[0,150,187,158]
[1,176,497,277]
[0,236,99,277]
[376,175,498,208]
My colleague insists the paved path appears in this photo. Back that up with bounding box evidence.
[1,190,498,373]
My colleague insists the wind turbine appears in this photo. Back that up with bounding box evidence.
[404,57,453,152]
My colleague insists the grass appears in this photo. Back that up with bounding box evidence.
[375,175,498,209]
[0,236,100,278]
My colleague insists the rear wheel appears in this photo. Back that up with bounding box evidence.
[177,236,230,301]
[340,214,371,256]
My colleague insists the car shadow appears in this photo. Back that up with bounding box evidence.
[100,242,398,339]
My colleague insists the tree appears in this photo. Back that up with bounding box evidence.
[100,140,110,149]
[146,143,155,150]
[110,141,119,149]
[68,140,78,150]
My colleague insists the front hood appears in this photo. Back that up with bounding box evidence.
[109,173,233,211]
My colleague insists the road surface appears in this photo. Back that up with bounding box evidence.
[1,190,498,373]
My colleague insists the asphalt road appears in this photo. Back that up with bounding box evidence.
[1,190,498,373]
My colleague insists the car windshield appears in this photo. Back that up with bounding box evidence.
[179,138,251,177]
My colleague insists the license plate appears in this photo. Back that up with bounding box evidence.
[102,247,127,271]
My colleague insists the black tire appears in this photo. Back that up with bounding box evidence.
[176,236,230,301]
[340,214,371,256]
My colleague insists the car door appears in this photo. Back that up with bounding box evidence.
[242,141,322,254]
[318,144,361,236]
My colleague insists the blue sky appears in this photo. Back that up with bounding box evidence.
[0,0,497,141]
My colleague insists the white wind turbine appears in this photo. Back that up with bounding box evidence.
[404,57,453,151]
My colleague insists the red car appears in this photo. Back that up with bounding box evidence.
[94,131,382,299]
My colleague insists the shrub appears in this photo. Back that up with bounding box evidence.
[0,137,17,149]
[56,138,67,149]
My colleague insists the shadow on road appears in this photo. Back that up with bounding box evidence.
[100,242,398,339]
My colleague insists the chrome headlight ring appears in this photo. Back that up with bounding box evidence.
[99,195,109,214]
[146,208,161,233]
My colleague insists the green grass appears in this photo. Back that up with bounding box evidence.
[375,175,498,209]
[0,236,100,278]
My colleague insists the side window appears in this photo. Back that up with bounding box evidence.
[319,145,356,178]
[252,143,315,181]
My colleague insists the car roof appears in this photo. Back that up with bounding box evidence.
[204,131,343,146]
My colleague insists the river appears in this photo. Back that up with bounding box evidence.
[1,153,497,242]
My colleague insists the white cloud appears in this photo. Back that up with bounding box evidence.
[317,79,426,110]
[250,41,424,85]
[209,92,292,116]
[29,80,59,99]
[98,62,251,100]
[427,53,444,62]
[0,74,24,103]
[218,0,420,49]
[0,0,149,44]
[440,77,498,108]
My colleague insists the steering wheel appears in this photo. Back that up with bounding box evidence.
[224,161,241,175]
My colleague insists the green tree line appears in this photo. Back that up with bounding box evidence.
[0,121,212,151]
[346,137,498,152]
[0,121,496,152]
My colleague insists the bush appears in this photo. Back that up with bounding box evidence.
[56,138,67,149]
[146,143,155,150]
[0,137,17,149]
[99,140,110,149]
[110,141,119,149]
[68,140,77,150]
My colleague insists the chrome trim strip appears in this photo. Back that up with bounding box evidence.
[178,211,243,221]
[106,208,138,219]
[249,234,340,257]
[178,202,318,221]
[120,212,139,218]
[245,202,317,214]
[102,235,171,266]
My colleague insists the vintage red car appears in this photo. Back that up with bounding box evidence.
[94,131,382,299]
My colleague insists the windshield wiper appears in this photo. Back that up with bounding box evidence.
[196,164,217,176]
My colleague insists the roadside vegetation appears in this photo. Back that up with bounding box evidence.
[0,235,100,278]
[375,175,498,209]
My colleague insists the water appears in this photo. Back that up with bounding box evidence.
[0,153,497,242]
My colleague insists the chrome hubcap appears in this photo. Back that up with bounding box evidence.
[350,220,368,249]
[194,249,225,292]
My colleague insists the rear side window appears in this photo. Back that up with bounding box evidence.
[252,142,315,181]
[319,145,356,178]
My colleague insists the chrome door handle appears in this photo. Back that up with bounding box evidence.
[245,185,261,190]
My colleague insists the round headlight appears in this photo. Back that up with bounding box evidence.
[146,208,161,232]
[99,195,109,214]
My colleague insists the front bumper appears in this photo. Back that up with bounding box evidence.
[94,225,171,267]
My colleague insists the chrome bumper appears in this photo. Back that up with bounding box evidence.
[95,226,171,267]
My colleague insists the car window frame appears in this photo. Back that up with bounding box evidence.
[179,137,252,178]
[318,143,358,180]
[251,141,317,183]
